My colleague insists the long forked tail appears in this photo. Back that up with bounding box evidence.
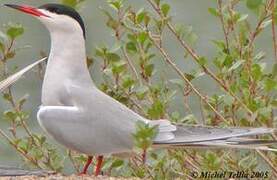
[153,125,277,152]
[0,57,47,92]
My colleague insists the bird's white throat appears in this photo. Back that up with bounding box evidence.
[41,17,92,106]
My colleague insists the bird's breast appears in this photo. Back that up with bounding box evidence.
[41,74,72,106]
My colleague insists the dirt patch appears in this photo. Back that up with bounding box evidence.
[0,175,141,180]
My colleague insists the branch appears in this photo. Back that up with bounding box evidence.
[270,0,277,63]
[217,0,230,52]
[148,32,227,122]
[0,129,42,169]
[256,150,277,177]
[146,0,254,116]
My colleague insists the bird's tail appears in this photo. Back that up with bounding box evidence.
[0,57,47,92]
[153,124,277,152]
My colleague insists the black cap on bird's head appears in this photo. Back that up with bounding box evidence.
[4,3,86,38]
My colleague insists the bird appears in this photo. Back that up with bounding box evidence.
[3,3,277,176]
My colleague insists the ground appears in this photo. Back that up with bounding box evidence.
[0,175,141,180]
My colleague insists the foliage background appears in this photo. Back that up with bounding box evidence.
[0,0,276,179]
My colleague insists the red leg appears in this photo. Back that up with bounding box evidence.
[79,156,93,175]
[94,156,104,176]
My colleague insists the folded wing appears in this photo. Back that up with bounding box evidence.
[153,124,277,151]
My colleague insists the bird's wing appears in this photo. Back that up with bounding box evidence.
[154,125,277,151]
[65,83,277,152]
[0,57,47,92]
[64,84,180,153]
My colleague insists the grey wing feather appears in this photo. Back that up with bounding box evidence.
[0,57,47,92]
[155,125,276,144]
[154,125,277,151]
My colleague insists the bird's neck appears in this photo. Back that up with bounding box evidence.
[42,31,92,105]
[48,30,89,76]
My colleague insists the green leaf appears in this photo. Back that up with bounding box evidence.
[122,77,135,89]
[169,79,184,87]
[0,41,4,53]
[126,42,137,53]
[138,32,148,44]
[175,24,198,46]
[208,8,219,17]
[6,23,24,39]
[198,57,207,66]
[212,40,226,50]
[135,85,149,100]
[111,159,124,168]
[3,93,12,102]
[3,110,17,121]
[264,78,277,92]
[161,3,170,17]
[171,111,180,122]
[254,51,265,61]
[184,73,195,81]
[272,64,277,78]
[108,0,123,11]
[260,20,272,29]
[62,0,78,8]
[154,0,160,6]
[251,64,263,81]
[258,107,272,119]
[136,8,146,24]
[228,60,245,72]
[246,0,262,10]
[238,14,249,22]
[147,100,165,119]
[203,151,221,170]
[271,99,277,107]
[145,64,154,77]
[112,61,126,74]
[102,9,120,30]
[107,53,121,62]
[132,121,158,150]
[18,94,29,109]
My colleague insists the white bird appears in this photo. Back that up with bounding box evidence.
[3,3,277,176]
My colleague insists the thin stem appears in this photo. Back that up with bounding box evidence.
[256,150,277,177]
[217,0,230,52]
[148,32,227,122]
[68,150,80,173]
[146,0,254,116]
[0,128,42,169]
[199,99,206,125]
[271,0,277,63]
[121,46,141,84]
[115,8,140,83]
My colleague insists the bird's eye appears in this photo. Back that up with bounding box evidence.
[47,7,59,14]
